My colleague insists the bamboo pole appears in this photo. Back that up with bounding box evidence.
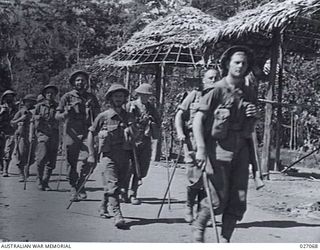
[274,32,284,171]
[293,115,298,150]
[154,64,166,161]
[125,67,130,89]
[261,30,281,179]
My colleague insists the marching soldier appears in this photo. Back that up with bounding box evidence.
[192,46,258,242]
[0,90,18,177]
[87,84,132,229]
[11,94,37,182]
[126,83,160,205]
[175,69,219,223]
[55,70,100,201]
[32,84,59,191]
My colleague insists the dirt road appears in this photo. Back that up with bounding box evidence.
[0,162,320,243]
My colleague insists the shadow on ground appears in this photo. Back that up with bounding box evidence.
[237,220,320,229]
[140,197,185,205]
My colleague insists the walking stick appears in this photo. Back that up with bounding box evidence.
[66,162,95,210]
[202,160,220,243]
[163,129,171,210]
[281,144,320,173]
[157,142,183,218]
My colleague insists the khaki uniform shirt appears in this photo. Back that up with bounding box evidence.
[0,104,18,135]
[57,90,100,136]
[33,100,59,138]
[89,108,131,153]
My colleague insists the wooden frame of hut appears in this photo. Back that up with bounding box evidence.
[196,0,320,177]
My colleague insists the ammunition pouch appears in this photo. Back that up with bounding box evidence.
[211,106,231,140]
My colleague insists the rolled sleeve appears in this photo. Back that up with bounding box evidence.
[57,95,68,112]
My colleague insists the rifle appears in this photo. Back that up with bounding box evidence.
[157,142,183,218]
[126,124,143,185]
[249,129,265,190]
[132,145,142,186]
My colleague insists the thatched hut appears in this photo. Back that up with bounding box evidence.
[196,0,320,177]
[98,7,222,71]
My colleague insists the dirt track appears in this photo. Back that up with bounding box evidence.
[0,161,320,243]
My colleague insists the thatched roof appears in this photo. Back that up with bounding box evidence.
[197,0,320,55]
[122,6,222,52]
[98,7,222,69]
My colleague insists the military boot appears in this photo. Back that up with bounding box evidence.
[18,167,25,182]
[185,187,198,223]
[119,188,130,203]
[109,195,126,229]
[2,160,9,177]
[70,187,79,201]
[0,160,4,175]
[42,169,53,191]
[221,214,237,243]
[192,206,210,243]
[37,178,43,190]
[99,194,111,219]
[77,177,87,199]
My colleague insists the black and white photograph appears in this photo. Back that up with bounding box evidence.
[0,0,320,244]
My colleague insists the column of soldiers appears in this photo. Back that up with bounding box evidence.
[0,70,160,229]
[0,46,262,241]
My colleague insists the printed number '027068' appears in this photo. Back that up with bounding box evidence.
[300,244,318,248]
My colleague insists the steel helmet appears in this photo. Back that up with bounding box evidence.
[69,70,89,85]
[41,84,58,96]
[1,90,16,104]
[37,94,45,103]
[23,94,37,103]
[105,84,129,100]
[134,83,153,95]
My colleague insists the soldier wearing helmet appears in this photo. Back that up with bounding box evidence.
[87,83,132,229]
[0,90,18,177]
[175,69,219,224]
[192,46,258,243]
[55,70,100,201]
[31,84,59,191]
[11,94,37,182]
[125,83,160,205]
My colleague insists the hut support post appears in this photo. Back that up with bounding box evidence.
[125,67,130,89]
[274,32,284,171]
[261,30,281,178]
[153,64,166,161]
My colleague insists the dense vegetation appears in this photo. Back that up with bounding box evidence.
[1,0,320,151]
